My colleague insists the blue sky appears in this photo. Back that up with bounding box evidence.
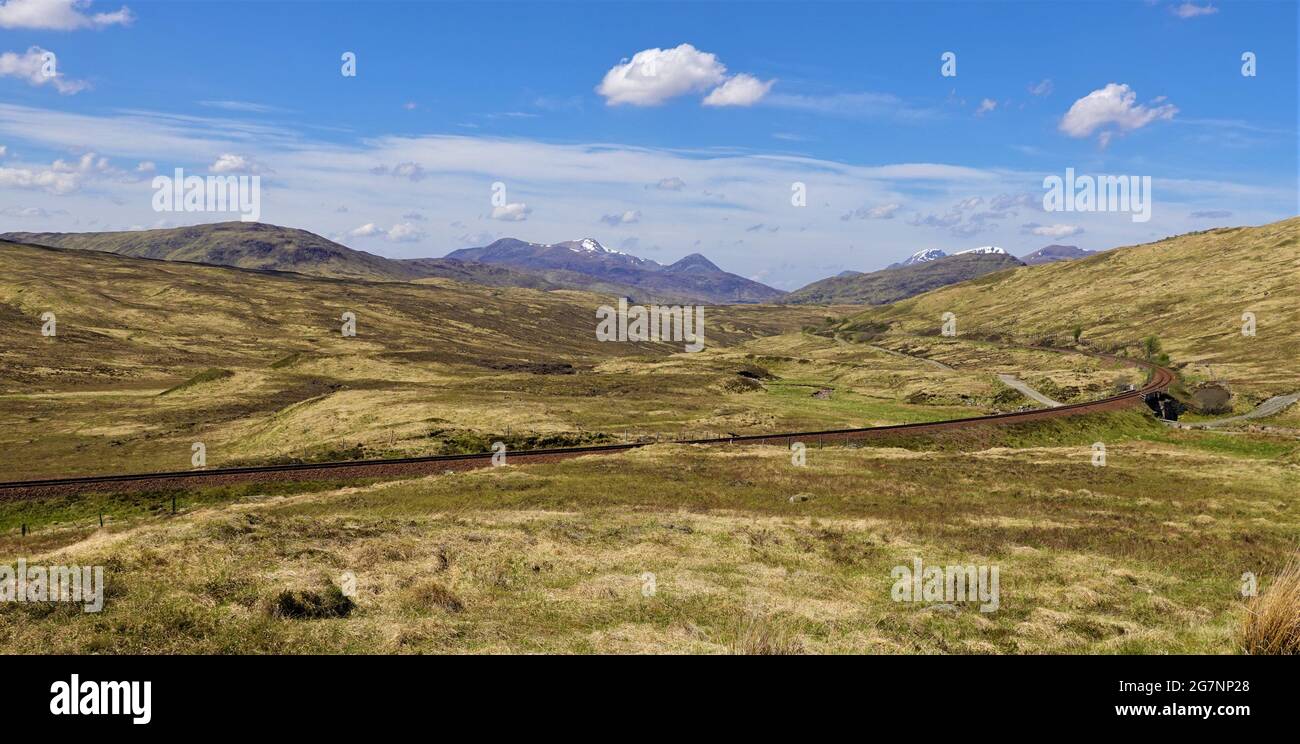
[0,0,1296,288]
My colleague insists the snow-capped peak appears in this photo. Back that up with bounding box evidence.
[956,245,1006,255]
[902,248,948,265]
[562,238,626,255]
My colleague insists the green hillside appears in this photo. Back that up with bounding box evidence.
[784,253,1025,305]
[833,217,1300,397]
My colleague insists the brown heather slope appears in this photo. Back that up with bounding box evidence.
[0,238,854,479]
[0,238,825,387]
[834,217,1300,398]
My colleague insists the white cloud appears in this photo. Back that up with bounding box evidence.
[1023,223,1084,238]
[349,221,427,242]
[345,221,426,244]
[1027,79,1053,96]
[976,98,997,116]
[597,44,727,106]
[0,46,89,94]
[766,90,935,121]
[0,145,6,157]
[0,0,133,30]
[210,153,267,174]
[600,209,641,226]
[392,162,425,180]
[702,73,774,107]
[1059,83,1177,142]
[490,202,531,221]
[597,44,772,109]
[0,150,131,194]
[53,151,108,173]
[385,222,424,242]
[135,160,154,172]
[0,167,77,193]
[1173,2,1218,19]
[656,176,685,191]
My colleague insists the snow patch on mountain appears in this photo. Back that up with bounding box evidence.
[902,248,948,265]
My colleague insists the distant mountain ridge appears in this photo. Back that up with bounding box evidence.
[890,248,948,268]
[445,237,783,304]
[1,223,782,304]
[784,251,1025,305]
[1020,244,1093,265]
[886,245,1006,269]
[1,222,419,282]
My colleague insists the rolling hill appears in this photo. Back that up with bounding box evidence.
[832,217,1300,396]
[2,222,418,282]
[0,236,833,478]
[783,252,1025,305]
[0,221,560,289]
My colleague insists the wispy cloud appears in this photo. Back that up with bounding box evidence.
[1172,3,1218,19]
[765,90,938,121]
[198,100,282,114]
[0,102,1287,284]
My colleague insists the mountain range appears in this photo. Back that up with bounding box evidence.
[0,223,781,305]
[783,251,1025,305]
[445,237,782,304]
[0,222,1099,307]
[887,245,1009,269]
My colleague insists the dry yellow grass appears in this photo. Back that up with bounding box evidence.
[1238,550,1300,655]
[3,415,1295,655]
[838,217,1300,397]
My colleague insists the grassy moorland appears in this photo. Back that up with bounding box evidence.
[1,223,1296,655]
[835,217,1300,401]
[1,410,1296,654]
[0,240,1127,481]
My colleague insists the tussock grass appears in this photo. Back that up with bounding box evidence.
[3,422,1295,654]
[730,613,805,655]
[267,582,355,620]
[401,580,465,614]
[1238,551,1300,655]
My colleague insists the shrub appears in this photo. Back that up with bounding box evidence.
[267,582,354,620]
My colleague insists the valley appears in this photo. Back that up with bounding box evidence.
[0,217,1296,656]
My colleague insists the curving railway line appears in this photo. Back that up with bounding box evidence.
[0,349,1175,502]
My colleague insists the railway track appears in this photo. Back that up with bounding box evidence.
[0,349,1175,501]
